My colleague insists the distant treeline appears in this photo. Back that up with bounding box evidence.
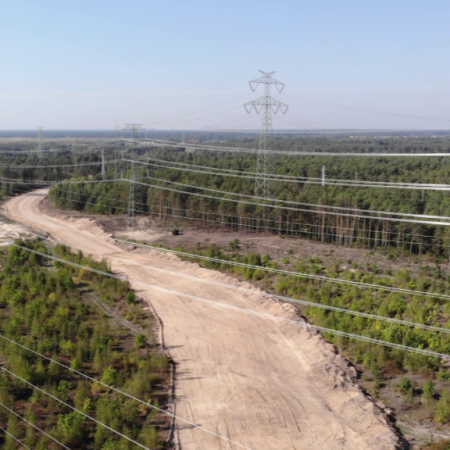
[3,136,450,254]
[45,138,450,256]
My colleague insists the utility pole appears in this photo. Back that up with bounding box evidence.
[322,165,326,186]
[244,70,288,199]
[123,124,144,232]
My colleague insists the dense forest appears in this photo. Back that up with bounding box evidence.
[0,239,170,449]
[40,135,450,257]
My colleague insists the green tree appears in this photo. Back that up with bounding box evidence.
[101,367,118,387]
[135,334,146,348]
[436,389,450,423]
[126,291,136,305]
[422,380,435,417]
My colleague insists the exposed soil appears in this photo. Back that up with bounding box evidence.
[5,191,411,449]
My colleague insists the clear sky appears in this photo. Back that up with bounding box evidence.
[1,0,450,130]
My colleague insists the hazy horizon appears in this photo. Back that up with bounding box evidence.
[2,1,450,130]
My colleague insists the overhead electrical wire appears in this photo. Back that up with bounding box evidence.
[149,93,253,126]
[0,366,155,450]
[0,334,254,450]
[110,255,450,335]
[137,153,446,185]
[0,160,118,169]
[131,171,450,221]
[10,183,442,251]
[283,94,450,123]
[4,191,450,344]
[11,171,447,229]
[112,239,450,303]
[0,424,32,450]
[160,106,245,128]
[129,157,450,191]
[0,140,115,155]
[4,146,442,188]
[40,171,450,224]
[6,184,443,251]
[149,138,450,157]
[129,177,450,226]
[199,114,262,131]
[6,171,450,248]
[9,243,450,361]
[0,400,71,450]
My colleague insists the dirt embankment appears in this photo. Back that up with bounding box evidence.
[4,190,409,450]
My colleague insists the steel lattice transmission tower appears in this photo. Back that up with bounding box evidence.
[244,71,288,199]
[123,124,144,232]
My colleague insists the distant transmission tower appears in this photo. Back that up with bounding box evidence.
[123,124,144,232]
[244,71,288,199]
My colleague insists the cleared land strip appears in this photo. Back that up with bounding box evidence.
[4,189,404,450]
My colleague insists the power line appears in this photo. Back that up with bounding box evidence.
[199,115,262,132]
[0,331,253,450]
[111,255,450,335]
[7,182,447,251]
[0,366,155,450]
[24,184,448,250]
[0,400,71,450]
[284,94,450,124]
[150,138,450,157]
[139,153,450,185]
[112,239,450,303]
[149,93,253,126]
[131,157,450,191]
[7,175,450,251]
[135,174,450,221]
[6,147,448,189]
[51,169,450,223]
[10,244,450,361]
[163,106,244,128]
[129,177,450,226]
[52,173,450,223]
[0,425,32,450]
[4,247,255,450]
[0,160,117,169]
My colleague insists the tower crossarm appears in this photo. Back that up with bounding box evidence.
[249,70,285,93]
[244,97,288,115]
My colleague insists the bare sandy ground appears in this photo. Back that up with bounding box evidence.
[4,189,406,450]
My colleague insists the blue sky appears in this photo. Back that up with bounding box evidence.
[1,0,450,130]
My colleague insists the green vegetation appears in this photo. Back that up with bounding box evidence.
[7,133,450,443]
[167,239,450,431]
[0,239,170,449]
[44,136,450,257]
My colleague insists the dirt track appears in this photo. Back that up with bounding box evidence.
[4,190,405,450]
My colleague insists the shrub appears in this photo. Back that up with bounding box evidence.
[126,291,136,305]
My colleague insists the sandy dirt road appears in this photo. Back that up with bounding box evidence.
[4,190,404,450]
